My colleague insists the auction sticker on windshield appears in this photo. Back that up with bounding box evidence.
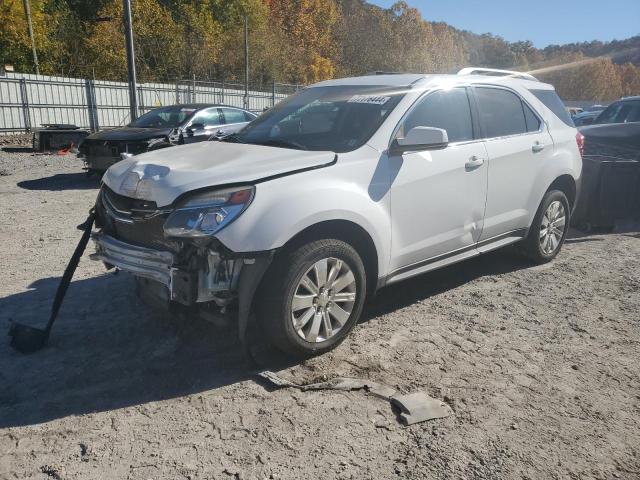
[347,95,391,105]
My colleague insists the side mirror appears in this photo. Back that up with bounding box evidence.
[390,127,448,156]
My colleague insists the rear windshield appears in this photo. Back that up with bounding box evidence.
[530,89,575,127]
[595,100,640,124]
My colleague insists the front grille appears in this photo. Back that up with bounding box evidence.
[80,139,148,157]
[102,186,160,217]
[98,186,175,251]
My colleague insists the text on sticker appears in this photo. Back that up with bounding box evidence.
[347,95,391,105]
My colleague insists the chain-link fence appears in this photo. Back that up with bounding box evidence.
[0,72,302,133]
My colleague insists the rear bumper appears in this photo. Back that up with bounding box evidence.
[90,232,174,287]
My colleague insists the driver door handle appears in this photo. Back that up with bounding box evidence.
[532,142,545,153]
[465,156,485,170]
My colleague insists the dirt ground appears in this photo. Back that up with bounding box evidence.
[0,147,639,480]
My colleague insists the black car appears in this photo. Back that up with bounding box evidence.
[78,104,257,174]
[573,121,640,231]
[591,96,640,126]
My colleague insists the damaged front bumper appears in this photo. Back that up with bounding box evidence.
[90,230,273,338]
[91,231,244,306]
[90,232,174,287]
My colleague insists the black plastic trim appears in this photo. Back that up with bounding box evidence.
[387,228,527,280]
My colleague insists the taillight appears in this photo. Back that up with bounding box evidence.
[575,132,585,158]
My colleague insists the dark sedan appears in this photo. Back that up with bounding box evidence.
[78,104,257,174]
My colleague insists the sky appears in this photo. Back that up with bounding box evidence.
[369,0,640,47]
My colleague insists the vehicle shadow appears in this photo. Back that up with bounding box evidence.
[17,173,100,191]
[0,229,615,429]
[0,273,296,428]
[363,247,532,321]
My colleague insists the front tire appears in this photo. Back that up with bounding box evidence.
[257,239,367,358]
[521,190,570,263]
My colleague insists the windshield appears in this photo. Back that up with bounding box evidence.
[129,106,197,128]
[228,85,406,152]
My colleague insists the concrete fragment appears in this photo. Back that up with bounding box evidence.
[391,392,451,426]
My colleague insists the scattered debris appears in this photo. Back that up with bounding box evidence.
[40,464,64,479]
[32,124,89,153]
[258,371,451,426]
[391,392,452,426]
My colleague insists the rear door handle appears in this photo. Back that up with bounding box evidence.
[532,142,545,153]
[465,156,485,170]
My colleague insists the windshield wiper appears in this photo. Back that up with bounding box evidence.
[256,139,308,150]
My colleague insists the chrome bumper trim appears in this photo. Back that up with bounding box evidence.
[90,232,174,287]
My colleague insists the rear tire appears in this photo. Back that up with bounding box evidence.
[521,190,570,264]
[257,239,367,358]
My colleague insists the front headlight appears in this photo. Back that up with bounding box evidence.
[163,186,255,238]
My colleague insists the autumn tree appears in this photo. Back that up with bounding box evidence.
[0,0,638,100]
[268,0,339,83]
[0,0,53,73]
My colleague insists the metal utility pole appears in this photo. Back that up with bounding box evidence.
[22,0,40,75]
[123,0,138,121]
[243,16,249,109]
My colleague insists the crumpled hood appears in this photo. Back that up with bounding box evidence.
[86,126,173,142]
[102,141,335,207]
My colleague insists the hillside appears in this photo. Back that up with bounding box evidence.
[1,0,638,100]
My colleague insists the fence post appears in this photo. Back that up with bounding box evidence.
[84,79,99,132]
[192,74,196,103]
[221,78,225,104]
[137,85,144,116]
[175,81,179,104]
[272,80,276,107]
[18,78,32,132]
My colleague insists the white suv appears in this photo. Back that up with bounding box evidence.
[91,68,583,357]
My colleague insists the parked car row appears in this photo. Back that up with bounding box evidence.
[572,98,640,127]
[90,67,583,357]
[78,104,257,174]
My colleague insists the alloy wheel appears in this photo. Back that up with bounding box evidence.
[540,200,566,255]
[290,257,357,343]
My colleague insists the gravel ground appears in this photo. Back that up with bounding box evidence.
[0,149,639,480]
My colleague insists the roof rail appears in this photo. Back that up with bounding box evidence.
[365,71,405,76]
[457,67,538,82]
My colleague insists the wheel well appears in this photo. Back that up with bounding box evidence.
[548,175,576,209]
[282,220,379,295]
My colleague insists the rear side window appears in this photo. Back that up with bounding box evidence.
[221,108,248,124]
[475,87,528,138]
[244,111,257,121]
[523,102,541,132]
[530,89,574,127]
[402,88,474,143]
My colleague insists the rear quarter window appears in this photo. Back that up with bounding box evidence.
[530,89,575,127]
